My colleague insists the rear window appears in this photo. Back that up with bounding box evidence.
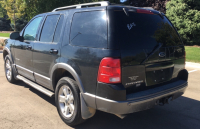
[70,11,107,48]
[109,10,183,50]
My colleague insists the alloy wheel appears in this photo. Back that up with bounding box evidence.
[58,85,75,118]
[5,59,12,80]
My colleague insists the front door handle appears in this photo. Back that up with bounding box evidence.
[49,49,58,54]
[26,45,32,50]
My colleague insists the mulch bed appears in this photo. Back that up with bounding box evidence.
[185,45,200,48]
[0,31,14,33]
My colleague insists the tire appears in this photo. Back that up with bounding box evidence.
[4,55,17,83]
[55,77,85,126]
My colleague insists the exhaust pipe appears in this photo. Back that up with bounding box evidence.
[158,96,173,106]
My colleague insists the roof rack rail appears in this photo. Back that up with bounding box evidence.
[142,7,154,10]
[52,1,111,12]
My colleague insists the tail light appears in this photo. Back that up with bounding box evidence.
[97,57,121,84]
[137,9,154,14]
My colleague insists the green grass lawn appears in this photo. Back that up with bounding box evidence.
[0,33,10,37]
[185,46,200,63]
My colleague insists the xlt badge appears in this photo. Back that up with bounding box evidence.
[129,76,139,81]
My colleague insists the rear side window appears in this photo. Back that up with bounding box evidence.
[70,11,107,48]
[40,15,60,42]
[53,15,64,43]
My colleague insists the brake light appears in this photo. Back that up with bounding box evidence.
[137,9,154,14]
[97,57,121,84]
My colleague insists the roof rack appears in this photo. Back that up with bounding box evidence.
[52,1,111,12]
[142,7,154,10]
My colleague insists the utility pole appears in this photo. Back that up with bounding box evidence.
[12,0,16,31]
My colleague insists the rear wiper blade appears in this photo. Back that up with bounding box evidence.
[141,43,163,64]
[123,8,129,16]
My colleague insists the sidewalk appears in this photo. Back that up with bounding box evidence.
[0,37,8,39]
[0,37,8,43]
[186,62,200,69]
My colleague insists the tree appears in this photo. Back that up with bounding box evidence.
[23,0,169,21]
[114,0,169,13]
[0,3,7,17]
[166,0,200,45]
[0,0,26,31]
[24,0,110,21]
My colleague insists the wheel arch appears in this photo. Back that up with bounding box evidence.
[3,49,9,59]
[3,47,11,60]
[51,63,96,120]
[51,63,85,93]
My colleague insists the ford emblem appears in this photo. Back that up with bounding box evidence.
[159,52,166,58]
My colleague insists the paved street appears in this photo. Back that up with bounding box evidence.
[0,53,200,129]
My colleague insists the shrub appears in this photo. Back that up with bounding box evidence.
[10,18,28,31]
[0,38,5,47]
[166,0,200,45]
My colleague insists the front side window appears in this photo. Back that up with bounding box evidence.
[40,15,60,42]
[23,17,43,41]
[70,11,107,48]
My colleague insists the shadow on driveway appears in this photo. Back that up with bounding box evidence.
[15,81,55,106]
[15,81,200,129]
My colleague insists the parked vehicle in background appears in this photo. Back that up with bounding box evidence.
[3,1,188,126]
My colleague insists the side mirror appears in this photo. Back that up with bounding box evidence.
[10,32,20,40]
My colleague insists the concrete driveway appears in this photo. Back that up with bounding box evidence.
[0,53,200,129]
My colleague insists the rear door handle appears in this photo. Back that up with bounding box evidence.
[49,49,58,54]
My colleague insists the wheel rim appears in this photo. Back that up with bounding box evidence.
[5,59,12,80]
[58,85,75,118]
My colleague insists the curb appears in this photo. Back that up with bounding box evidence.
[186,62,200,69]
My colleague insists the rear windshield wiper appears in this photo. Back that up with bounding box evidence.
[141,43,163,64]
[123,8,129,16]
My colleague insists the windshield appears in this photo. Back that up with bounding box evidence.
[109,10,183,50]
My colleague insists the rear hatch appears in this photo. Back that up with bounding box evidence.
[108,6,185,94]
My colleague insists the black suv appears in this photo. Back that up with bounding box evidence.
[3,1,188,126]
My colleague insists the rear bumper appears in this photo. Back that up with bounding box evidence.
[83,80,188,115]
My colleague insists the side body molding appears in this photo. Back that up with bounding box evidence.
[50,63,85,93]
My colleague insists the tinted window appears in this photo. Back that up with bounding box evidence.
[53,15,64,42]
[23,17,42,41]
[109,11,182,50]
[40,15,60,42]
[70,11,107,48]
